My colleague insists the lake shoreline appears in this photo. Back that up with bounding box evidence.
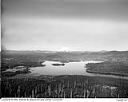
[86,70,128,77]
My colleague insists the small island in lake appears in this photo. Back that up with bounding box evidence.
[52,63,65,66]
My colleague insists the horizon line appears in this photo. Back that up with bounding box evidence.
[2,49,128,52]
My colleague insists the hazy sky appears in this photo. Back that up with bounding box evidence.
[2,0,128,51]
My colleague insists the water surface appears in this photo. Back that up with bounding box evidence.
[28,61,128,80]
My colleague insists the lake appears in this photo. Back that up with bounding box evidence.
[28,61,128,80]
[29,61,101,76]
